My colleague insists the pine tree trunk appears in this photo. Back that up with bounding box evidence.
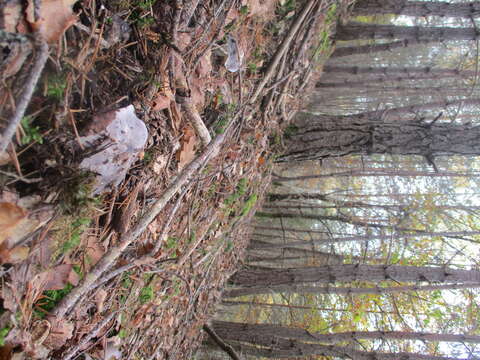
[354,0,480,18]
[212,321,480,344]
[336,23,480,41]
[280,110,480,161]
[225,281,480,298]
[230,264,480,288]
[330,39,433,58]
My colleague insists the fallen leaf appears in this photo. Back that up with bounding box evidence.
[176,126,197,170]
[37,264,74,291]
[95,289,107,313]
[25,0,78,43]
[152,94,171,111]
[43,319,73,349]
[0,202,26,245]
[84,235,104,270]
[0,245,29,264]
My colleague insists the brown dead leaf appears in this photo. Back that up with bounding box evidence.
[0,344,13,360]
[0,202,26,245]
[95,289,107,314]
[152,94,171,111]
[43,319,74,349]
[0,245,29,264]
[41,264,74,291]
[25,0,78,43]
[0,150,12,166]
[85,235,104,270]
[176,126,197,170]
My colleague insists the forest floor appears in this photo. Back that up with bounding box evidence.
[0,0,352,358]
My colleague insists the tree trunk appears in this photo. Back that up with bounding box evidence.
[330,39,434,58]
[280,112,480,161]
[322,65,474,77]
[230,264,480,288]
[212,321,480,344]
[354,0,480,18]
[214,330,467,360]
[336,23,480,41]
[225,281,480,298]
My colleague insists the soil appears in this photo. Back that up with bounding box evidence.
[0,0,353,358]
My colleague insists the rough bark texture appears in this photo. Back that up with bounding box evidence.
[336,23,480,41]
[322,65,474,76]
[218,334,465,360]
[225,281,480,298]
[280,112,480,161]
[354,0,480,18]
[212,321,480,345]
[230,264,480,288]
[330,39,434,58]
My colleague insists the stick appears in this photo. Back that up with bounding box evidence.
[61,311,117,360]
[0,36,49,153]
[52,113,240,319]
[249,0,316,104]
[202,324,243,360]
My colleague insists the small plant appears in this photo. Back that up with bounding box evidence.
[35,283,74,317]
[240,194,258,216]
[277,0,296,16]
[137,0,156,9]
[0,326,10,346]
[212,116,229,135]
[21,116,43,145]
[139,285,154,304]
[61,217,90,254]
[46,74,67,101]
[239,5,249,15]
[225,178,248,205]
[165,237,178,250]
[247,62,258,73]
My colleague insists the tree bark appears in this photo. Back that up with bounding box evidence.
[212,321,480,344]
[230,264,480,288]
[215,332,467,360]
[280,112,480,161]
[336,23,480,41]
[330,39,434,58]
[354,0,480,18]
[225,281,480,298]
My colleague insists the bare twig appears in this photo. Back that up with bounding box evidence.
[203,324,243,360]
[61,311,117,360]
[0,36,49,153]
[178,97,212,146]
[249,0,317,104]
[0,169,42,183]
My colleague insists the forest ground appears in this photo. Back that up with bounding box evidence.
[0,0,352,358]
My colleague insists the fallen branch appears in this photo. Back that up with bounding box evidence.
[203,324,243,360]
[61,311,117,360]
[0,36,49,153]
[249,0,317,104]
[177,95,212,146]
[52,112,241,319]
